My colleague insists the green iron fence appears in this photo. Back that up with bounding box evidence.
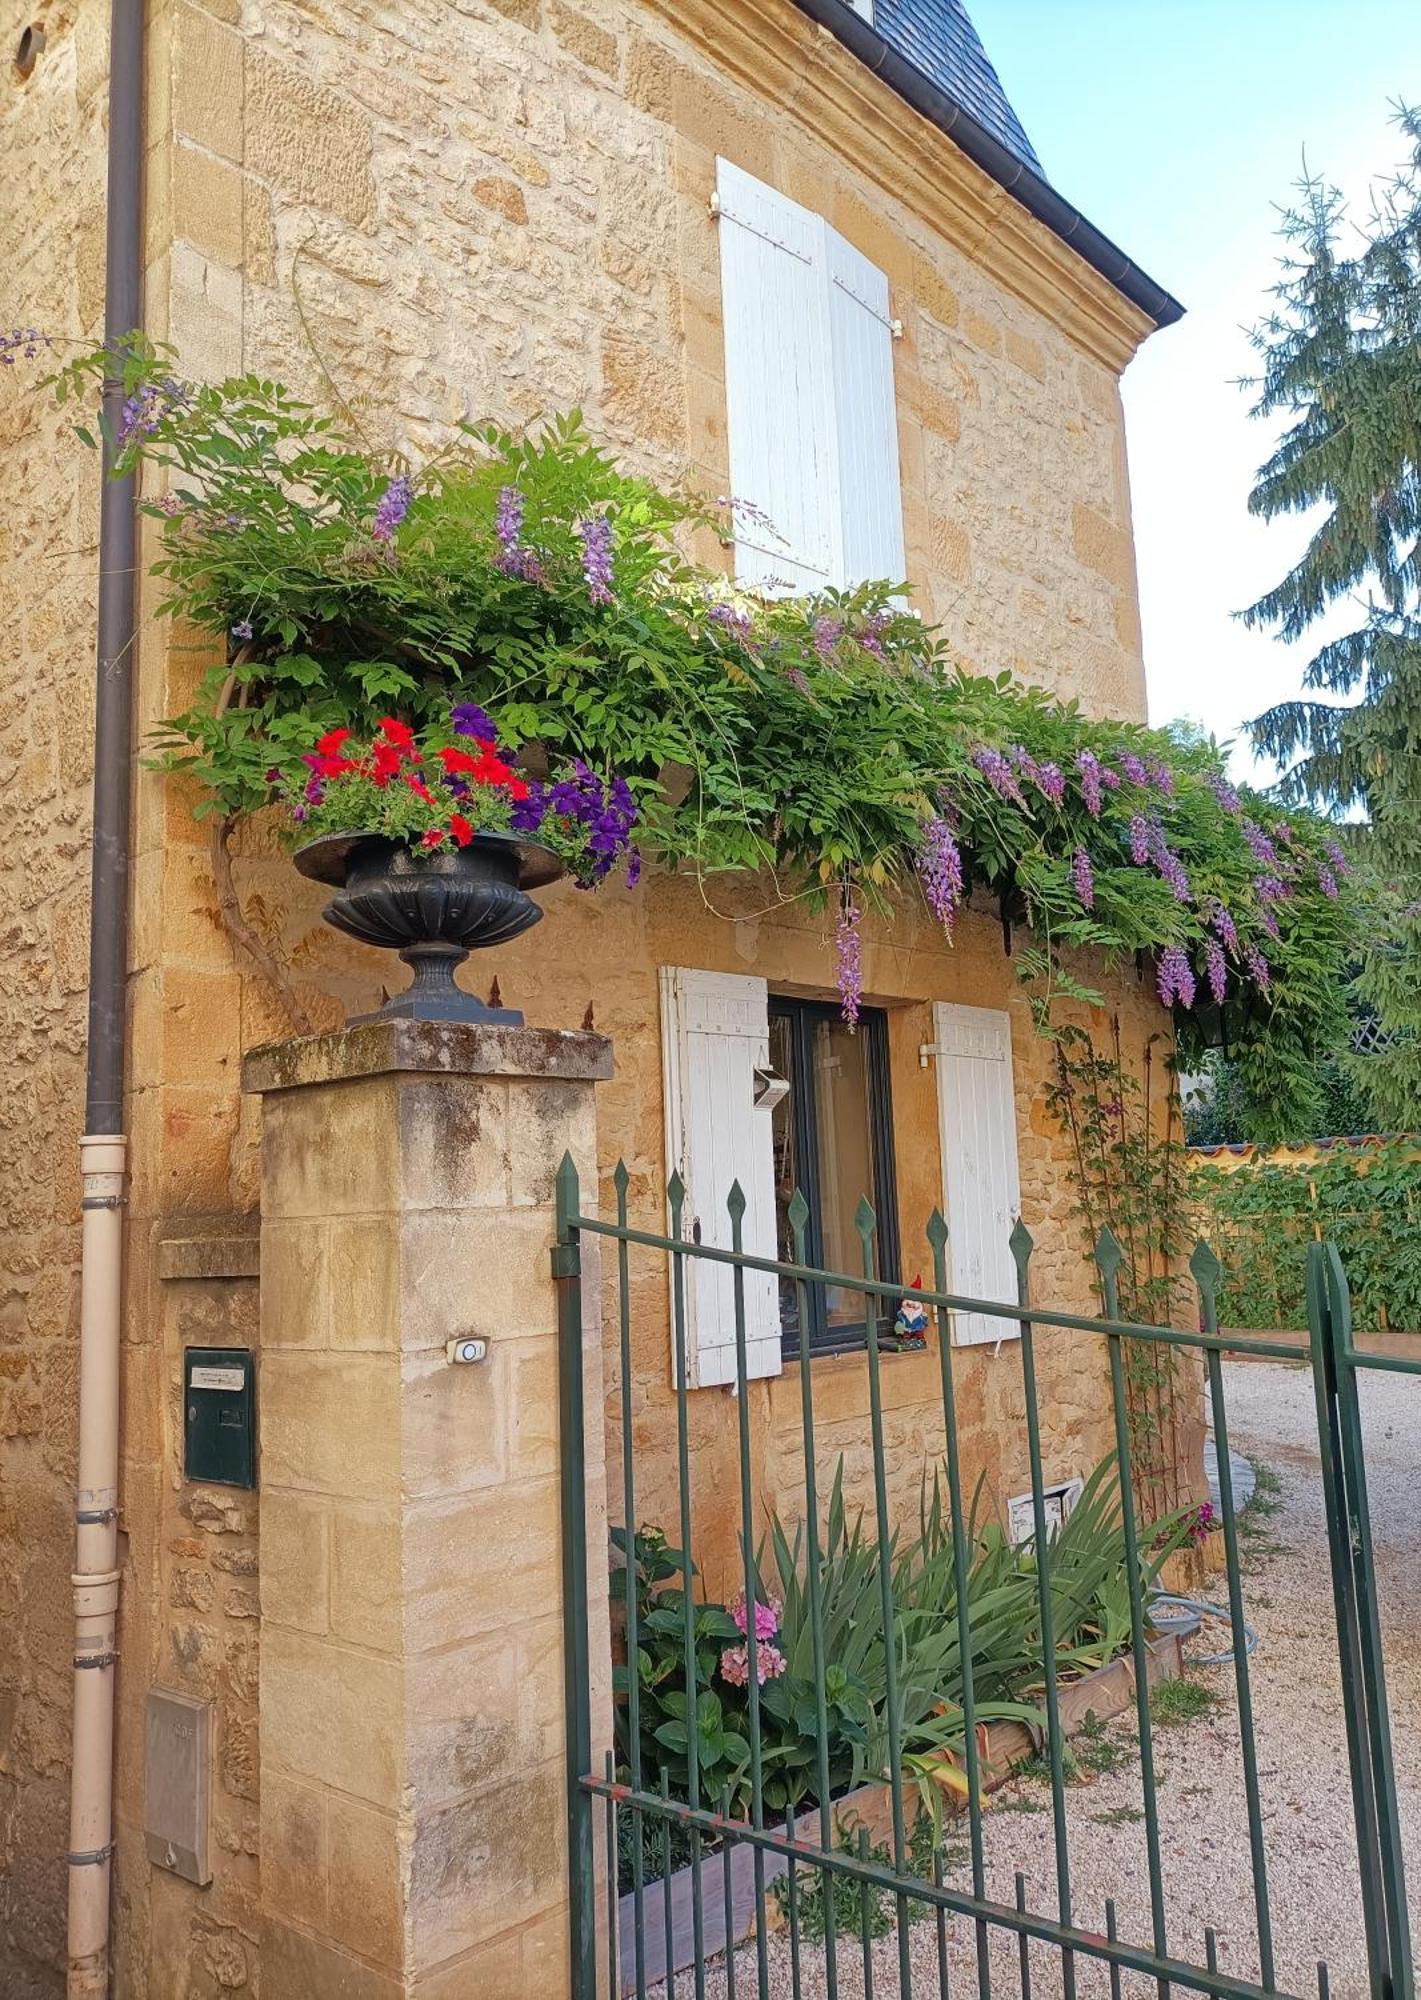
[554,1154,1416,2000]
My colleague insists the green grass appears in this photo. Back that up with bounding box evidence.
[1090,1804,1145,1826]
[1017,1710,1131,1787]
[1150,1675,1218,1727]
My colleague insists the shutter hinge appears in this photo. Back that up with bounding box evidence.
[709,190,722,219]
[891,317,904,341]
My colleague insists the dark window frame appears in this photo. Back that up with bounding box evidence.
[769,995,903,1360]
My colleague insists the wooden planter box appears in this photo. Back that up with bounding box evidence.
[616,1633,1183,1994]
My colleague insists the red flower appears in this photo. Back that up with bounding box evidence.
[372,743,402,786]
[405,773,436,806]
[437,746,480,776]
[378,717,417,752]
[471,751,515,787]
[316,727,352,757]
[421,828,445,848]
[450,814,474,847]
[508,776,530,801]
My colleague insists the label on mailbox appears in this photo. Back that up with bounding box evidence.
[190,1364,245,1392]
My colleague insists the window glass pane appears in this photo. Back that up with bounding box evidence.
[810,1017,876,1325]
[768,1012,803,1342]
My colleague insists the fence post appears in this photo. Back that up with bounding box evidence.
[556,1152,599,2000]
[1321,1246,1414,1998]
[243,1019,611,1999]
[1306,1242,1400,1998]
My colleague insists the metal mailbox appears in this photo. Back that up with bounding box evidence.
[183,1347,256,1489]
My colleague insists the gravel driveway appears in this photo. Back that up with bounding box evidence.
[671,1355,1421,1999]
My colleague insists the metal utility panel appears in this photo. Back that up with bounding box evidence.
[145,1689,213,1885]
[183,1347,256,1489]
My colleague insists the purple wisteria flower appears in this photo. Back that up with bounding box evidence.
[1254,875,1292,905]
[1035,761,1066,806]
[835,892,862,1030]
[231,618,254,643]
[917,816,963,932]
[1010,745,1040,786]
[1204,938,1228,1005]
[1324,838,1350,877]
[1071,847,1095,909]
[116,376,188,446]
[452,703,497,743]
[1149,828,1191,904]
[708,601,754,641]
[1208,773,1242,814]
[1157,945,1196,1010]
[972,746,1025,805]
[1146,759,1175,796]
[1258,906,1281,939]
[1207,900,1239,953]
[811,616,844,659]
[575,514,614,606]
[1128,814,1152,866]
[1318,867,1340,899]
[372,474,413,543]
[1100,765,1122,790]
[494,484,543,580]
[858,611,892,660]
[1076,749,1104,818]
[1242,942,1271,991]
[1119,753,1150,787]
[0,327,48,364]
[1241,819,1278,868]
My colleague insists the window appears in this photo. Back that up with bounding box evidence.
[715,158,905,595]
[768,997,901,1357]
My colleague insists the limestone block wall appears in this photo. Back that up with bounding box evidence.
[0,0,1172,1989]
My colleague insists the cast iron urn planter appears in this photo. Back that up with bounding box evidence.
[294,830,563,1026]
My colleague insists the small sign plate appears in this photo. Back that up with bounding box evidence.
[190,1364,245,1392]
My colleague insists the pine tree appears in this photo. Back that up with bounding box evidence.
[1244,107,1421,1130]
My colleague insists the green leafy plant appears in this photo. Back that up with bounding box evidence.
[1192,1140,1421,1331]
[31,333,1356,1129]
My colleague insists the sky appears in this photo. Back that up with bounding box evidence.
[970,0,1418,780]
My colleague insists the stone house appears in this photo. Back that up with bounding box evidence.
[0,0,1185,1994]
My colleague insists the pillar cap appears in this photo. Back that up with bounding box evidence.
[242,1017,613,1095]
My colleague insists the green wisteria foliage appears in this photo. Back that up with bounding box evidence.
[46,336,1354,1135]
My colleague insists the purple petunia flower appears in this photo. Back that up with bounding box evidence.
[626,849,642,888]
[1243,943,1271,991]
[1071,847,1095,910]
[1157,944,1196,1010]
[972,745,1025,805]
[835,892,862,1030]
[372,474,413,542]
[1076,749,1104,818]
[1208,773,1242,814]
[452,703,497,744]
[917,815,963,932]
[1204,937,1228,1005]
[575,513,614,606]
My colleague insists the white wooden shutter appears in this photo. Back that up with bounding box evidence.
[716,159,904,593]
[659,967,782,1387]
[932,1003,1023,1346]
[716,159,839,593]
[826,227,906,588]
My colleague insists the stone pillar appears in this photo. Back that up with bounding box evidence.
[243,1019,613,1999]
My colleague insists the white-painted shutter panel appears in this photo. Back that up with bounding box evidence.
[932,1003,1023,1346]
[716,159,839,594]
[659,967,782,1387]
[826,227,906,588]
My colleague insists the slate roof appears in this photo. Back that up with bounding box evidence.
[872,0,1043,175]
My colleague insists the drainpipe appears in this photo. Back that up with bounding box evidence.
[68,2,144,1995]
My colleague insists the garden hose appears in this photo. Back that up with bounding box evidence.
[1150,1591,1259,1668]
